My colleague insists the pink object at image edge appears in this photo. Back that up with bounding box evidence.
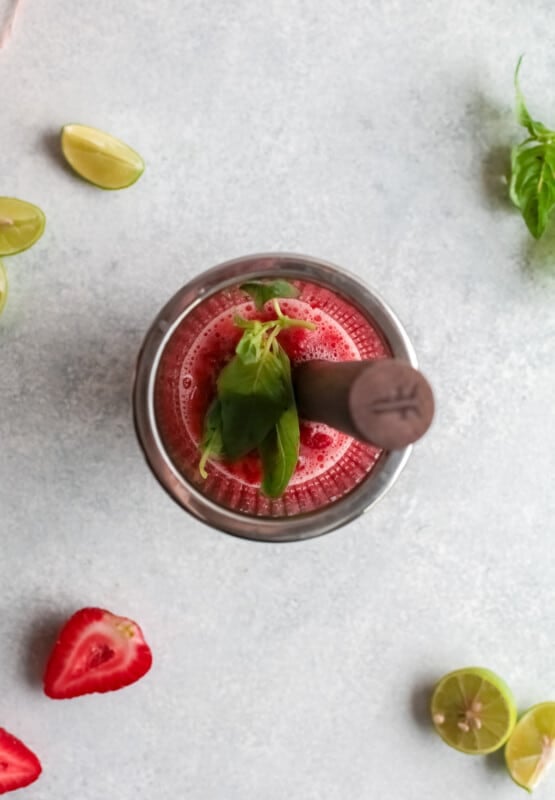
[0,0,25,50]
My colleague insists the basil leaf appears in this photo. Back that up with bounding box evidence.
[218,348,290,459]
[199,399,224,478]
[511,58,555,238]
[198,291,317,493]
[240,279,299,310]
[259,404,300,498]
[274,336,293,387]
[514,57,555,141]
[510,141,555,238]
[234,321,266,364]
[515,56,538,136]
[259,344,299,497]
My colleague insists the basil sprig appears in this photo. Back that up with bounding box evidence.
[199,282,316,498]
[510,57,555,239]
[240,279,299,310]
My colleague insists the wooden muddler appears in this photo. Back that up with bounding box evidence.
[293,358,434,450]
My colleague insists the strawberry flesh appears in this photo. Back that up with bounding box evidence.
[43,607,152,699]
[0,728,41,795]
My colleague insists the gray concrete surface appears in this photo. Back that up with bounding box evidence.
[1,1,555,797]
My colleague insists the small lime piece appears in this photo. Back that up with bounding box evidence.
[430,666,517,755]
[505,703,555,791]
[0,197,46,256]
[61,124,145,189]
[0,260,7,314]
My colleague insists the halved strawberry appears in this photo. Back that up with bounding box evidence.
[43,607,152,699]
[0,728,41,795]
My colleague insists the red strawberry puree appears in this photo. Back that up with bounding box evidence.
[154,281,390,516]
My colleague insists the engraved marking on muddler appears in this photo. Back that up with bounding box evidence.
[370,384,421,419]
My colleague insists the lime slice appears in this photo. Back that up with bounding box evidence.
[505,703,555,791]
[431,666,517,754]
[0,260,7,314]
[61,124,145,190]
[0,197,46,256]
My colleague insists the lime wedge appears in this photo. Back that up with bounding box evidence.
[431,667,517,754]
[0,261,7,314]
[0,197,46,256]
[61,124,145,190]
[505,703,555,791]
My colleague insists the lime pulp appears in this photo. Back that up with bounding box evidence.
[505,702,555,792]
[431,666,517,755]
[61,124,145,190]
[0,197,46,256]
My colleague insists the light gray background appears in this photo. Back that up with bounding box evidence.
[1,1,554,798]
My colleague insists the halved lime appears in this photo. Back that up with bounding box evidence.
[431,666,517,754]
[0,260,7,314]
[0,197,46,256]
[505,703,555,791]
[61,124,145,190]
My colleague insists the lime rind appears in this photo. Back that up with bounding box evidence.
[61,124,145,190]
[431,666,517,755]
[505,702,555,792]
[0,197,46,256]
